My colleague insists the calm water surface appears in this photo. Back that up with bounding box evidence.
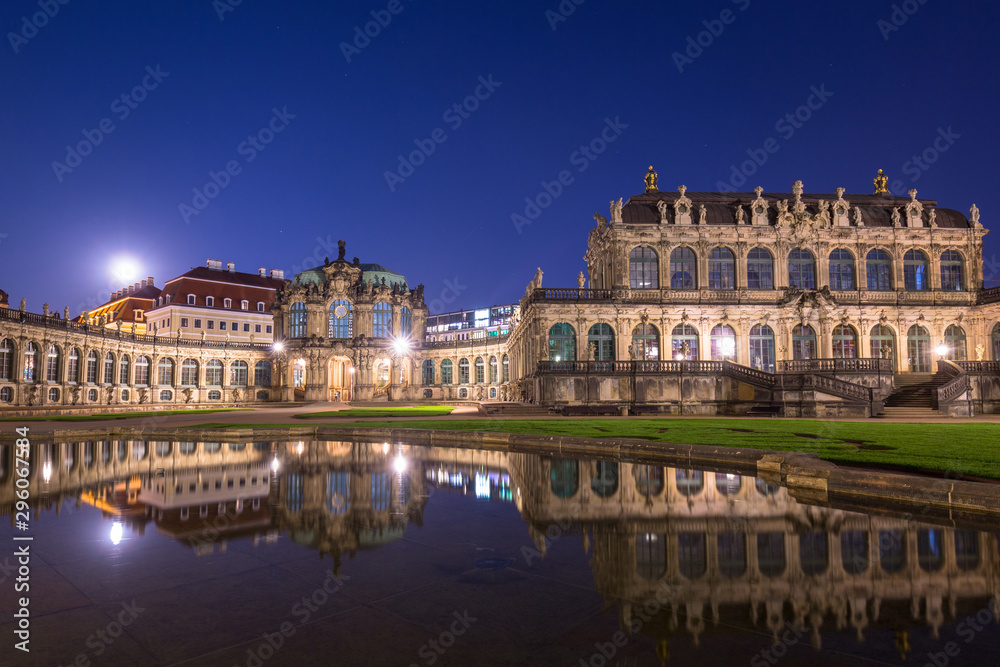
[1,438,998,666]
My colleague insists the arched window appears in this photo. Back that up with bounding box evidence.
[747,248,774,290]
[841,531,869,575]
[550,459,579,498]
[715,472,742,496]
[206,359,223,386]
[0,339,13,381]
[993,323,1000,361]
[458,358,470,384]
[866,249,893,291]
[591,461,618,497]
[904,250,929,291]
[441,359,453,384]
[870,325,895,363]
[636,534,666,580]
[489,356,498,383]
[943,324,967,361]
[327,472,350,515]
[678,533,706,579]
[940,250,964,291]
[401,306,412,337]
[119,354,130,385]
[788,249,816,289]
[757,533,786,577]
[718,532,747,578]
[254,361,271,387]
[800,532,829,576]
[230,361,249,387]
[157,358,175,385]
[629,247,659,289]
[474,357,485,384]
[917,529,944,572]
[548,323,576,362]
[23,342,38,383]
[879,529,906,573]
[86,350,98,384]
[372,302,392,337]
[46,345,60,383]
[588,323,615,361]
[135,356,150,386]
[907,325,931,372]
[792,325,816,360]
[290,302,307,338]
[65,348,79,384]
[749,324,775,373]
[631,323,659,360]
[182,359,199,386]
[502,355,510,382]
[675,469,704,496]
[328,300,353,339]
[670,247,696,289]
[421,360,435,385]
[671,324,698,360]
[828,249,855,290]
[104,353,115,385]
[710,324,736,361]
[708,247,735,289]
[832,324,857,359]
[634,465,664,496]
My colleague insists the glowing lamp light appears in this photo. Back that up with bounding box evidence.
[935,344,949,357]
[42,460,52,483]
[111,257,139,284]
[721,338,736,358]
[110,521,123,546]
[393,455,408,474]
[295,442,304,456]
[382,443,390,455]
[272,342,284,352]
[393,337,411,355]
[675,352,685,361]
[270,455,280,473]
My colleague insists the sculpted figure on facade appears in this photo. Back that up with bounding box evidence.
[577,271,586,289]
[892,207,902,227]
[610,198,623,223]
[734,205,745,224]
[698,204,707,226]
[657,200,668,224]
[970,203,981,226]
[852,206,864,227]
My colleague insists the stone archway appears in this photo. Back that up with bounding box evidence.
[327,356,354,402]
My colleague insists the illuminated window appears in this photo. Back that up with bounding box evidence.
[708,247,735,289]
[747,248,774,290]
[548,323,576,362]
[290,302,307,338]
[632,323,659,360]
[501,355,509,383]
[671,324,698,360]
[474,357,485,384]
[588,324,615,361]
[23,342,38,383]
[828,248,855,290]
[940,250,964,291]
[104,353,115,384]
[904,250,929,291]
[230,361,248,387]
[709,324,736,361]
[135,356,150,386]
[749,325,775,373]
[629,246,659,289]
[669,247,696,289]
[943,324,967,361]
[182,359,199,386]
[86,350,98,384]
[866,249,893,290]
[832,324,857,359]
[372,302,392,337]
[46,345,60,383]
[328,300,353,339]
[788,249,816,289]
[67,348,80,384]
[0,339,13,381]
[792,325,816,360]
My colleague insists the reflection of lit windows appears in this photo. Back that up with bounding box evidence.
[475,473,490,499]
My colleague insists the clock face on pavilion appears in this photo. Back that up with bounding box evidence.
[334,305,349,318]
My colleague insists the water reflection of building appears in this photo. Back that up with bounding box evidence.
[507,453,1000,654]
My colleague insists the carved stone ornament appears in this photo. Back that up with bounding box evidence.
[610,198,623,224]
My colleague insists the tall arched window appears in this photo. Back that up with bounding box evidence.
[832,324,857,358]
[669,247,696,289]
[671,324,699,360]
[372,302,392,337]
[23,342,37,383]
[904,250,929,291]
[548,323,576,362]
[678,533,707,579]
[86,351,98,384]
[67,348,80,384]
[749,324,775,373]
[230,361,248,386]
[550,459,579,498]
[866,249,893,291]
[675,469,704,496]
[634,465,664,496]
[792,324,816,359]
[474,357,485,384]
[907,325,931,372]
[422,360,435,385]
[940,250,964,291]
[0,339,12,381]
[632,324,659,360]
[458,358,470,384]
[828,249,855,290]
[254,361,271,387]
[182,359,199,386]
[290,302,307,338]
[629,247,659,289]
[943,324,967,361]
[993,323,1000,361]
[501,355,510,382]
[708,247,735,289]
[135,356,150,386]
[710,324,736,361]
[870,325,895,364]
[636,534,667,581]
[206,359,223,386]
[747,248,774,290]
[591,461,618,497]
[588,323,615,361]
[800,533,829,576]
[119,354,130,385]
[488,356,498,383]
[45,345,60,383]
[788,249,816,289]
[841,531,869,575]
[441,359,453,384]
[401,306,412,337]
[328,300,353,338]
[104,353,115,385]
[157,358,175,385]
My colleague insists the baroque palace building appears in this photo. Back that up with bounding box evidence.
[1,167,999,415]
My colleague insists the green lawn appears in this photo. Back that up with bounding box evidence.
[185,417,1000,480]
[2,408,253,422]
[295,406,456,419]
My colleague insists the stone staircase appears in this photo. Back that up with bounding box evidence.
[479,402,555,417]
[880,372,951,418]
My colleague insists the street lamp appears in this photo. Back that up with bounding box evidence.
[935,344,949,359]
[272,341,284,352]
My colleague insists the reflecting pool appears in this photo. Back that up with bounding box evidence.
[1,439,998,666]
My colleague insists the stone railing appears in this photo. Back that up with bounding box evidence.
[778,373,874,403]
[527,288,978,307]
[976,286,1000,304]
[955,361,1000,373]
[776,358,893,373]
[422,334,509,349]
[721,360,777,388]
[936,360,971,408]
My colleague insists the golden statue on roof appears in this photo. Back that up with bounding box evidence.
[874,168,889,195]
[645,165,658,193]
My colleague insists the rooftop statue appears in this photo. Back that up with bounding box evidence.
[644,165,658,193]
[874,168,889,195]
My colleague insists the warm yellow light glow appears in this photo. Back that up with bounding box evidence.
[295,442,304,455]
[271,456,280,473]
[393,337,411,355]
[272,342,284,352]
[935,344,949,357]
[42,460,52,483]
[110,521,123,545]
[393,455,407,474]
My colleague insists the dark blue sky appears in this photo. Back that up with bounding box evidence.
[2,0,998,315]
